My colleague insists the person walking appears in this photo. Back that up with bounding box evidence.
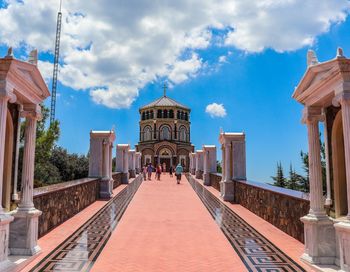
[147,163,153,180]
[175,163,183,184]
[169,165,173,177]
[156,164,162,180]
[162,162,166,174]
[142,165,147,181]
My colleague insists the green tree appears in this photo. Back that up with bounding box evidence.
[271,162,286,188]
[18,105,61,187]
[216,160,222,173]
[287,164,299,190]
[299,134,327,193]
[299,151,310,192]
[18,105,89,188]
[49,147,89,181]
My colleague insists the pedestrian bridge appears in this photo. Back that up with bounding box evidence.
[2,48,350,272]
[21,174,307,272]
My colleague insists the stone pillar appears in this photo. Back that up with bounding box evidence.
[12,105,22,203]
[203,145,217,186]
[88,130,115,199]
[220,140,234,201]
[195,150,203,179]
[300,106,335,265]
[333,91,350,271]
[323,115,332,206]
[129,150,136,178]
[135,152,141,174]
[190,152,196,175]
[0,93,14,269]
[116,144,130,184]
[10,105,42,256]
[100,140,113,199]
[189,153,193,175]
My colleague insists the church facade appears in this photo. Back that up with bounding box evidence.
[136,90,193,171]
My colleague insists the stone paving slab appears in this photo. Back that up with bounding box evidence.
[91,174,246,272]
[199,176,314,272]
[21,183,128,272]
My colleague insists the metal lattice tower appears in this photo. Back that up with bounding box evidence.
[50,0,63,124]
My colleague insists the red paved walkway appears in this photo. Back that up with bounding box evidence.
[21,184,128,272]
[91,174,246,272]
[20,174,313,272]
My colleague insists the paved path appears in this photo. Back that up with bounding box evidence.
[21,174,312,272]
[91,174,246,272]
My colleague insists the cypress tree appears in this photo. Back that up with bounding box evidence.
[271,162,286,188]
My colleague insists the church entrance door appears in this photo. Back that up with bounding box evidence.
[160,158,171,172]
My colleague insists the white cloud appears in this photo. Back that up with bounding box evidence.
[168,53,202,84]
[218,55,227,63]
[0,0,349,108]
[206,103,227,118]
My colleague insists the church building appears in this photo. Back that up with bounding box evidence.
[136,86,194,171]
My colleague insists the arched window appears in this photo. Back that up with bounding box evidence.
[184,112,188,121]
[180,111,184,120]
[146,111,149,119]
[163,109,168,118]
[150,111,154,119]
[157,109,162,118]
[143,126,152,141]
[179,126,187,142]
[177,111,180,119]
[160,126,171,141]
[169,110,174,118]
[142,112,145,120]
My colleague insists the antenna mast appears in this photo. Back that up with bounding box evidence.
[50,0,63,124]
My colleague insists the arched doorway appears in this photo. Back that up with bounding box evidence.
[2,110,14,211]
[332,110,348,218]
[158,147,172,171]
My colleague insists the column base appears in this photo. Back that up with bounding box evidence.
[203,173,211,186]
[334,220,350,271]
[129,170,136,178]
[300,214,336,265]
[220,180,234,202]
[121,172,129,184]
[9,208,42,256]
[0,213,14,268]
[191,169,195,175]
[195,170,203,179]
[99,178,113,199]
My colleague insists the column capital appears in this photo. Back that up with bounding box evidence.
[20,104,42,120]
[0,80,16,103]
[302,106,324,124]
[332,90,350,107]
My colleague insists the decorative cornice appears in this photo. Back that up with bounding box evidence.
[21,104,42,120]
[301,106,324,124]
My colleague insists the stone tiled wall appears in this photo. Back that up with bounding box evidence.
[112,172,122,188]
[195,170,204,179]
[34,178,99,237]
[34,173,122,238]
[209,173,221,191]
[234,180,309,243]
[209,173,309,243]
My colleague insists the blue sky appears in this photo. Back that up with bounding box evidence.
[1,0,350,183]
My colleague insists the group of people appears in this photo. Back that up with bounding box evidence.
[142,162,183,184]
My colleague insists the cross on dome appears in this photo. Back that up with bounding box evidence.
[163,82,167,97]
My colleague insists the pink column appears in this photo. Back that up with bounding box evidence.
[18,114,38,210]
[0,96,9,214]
[340,96,350,219]
[303,107,326,217]
[10,106,42,256]
[0,94,14,268]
